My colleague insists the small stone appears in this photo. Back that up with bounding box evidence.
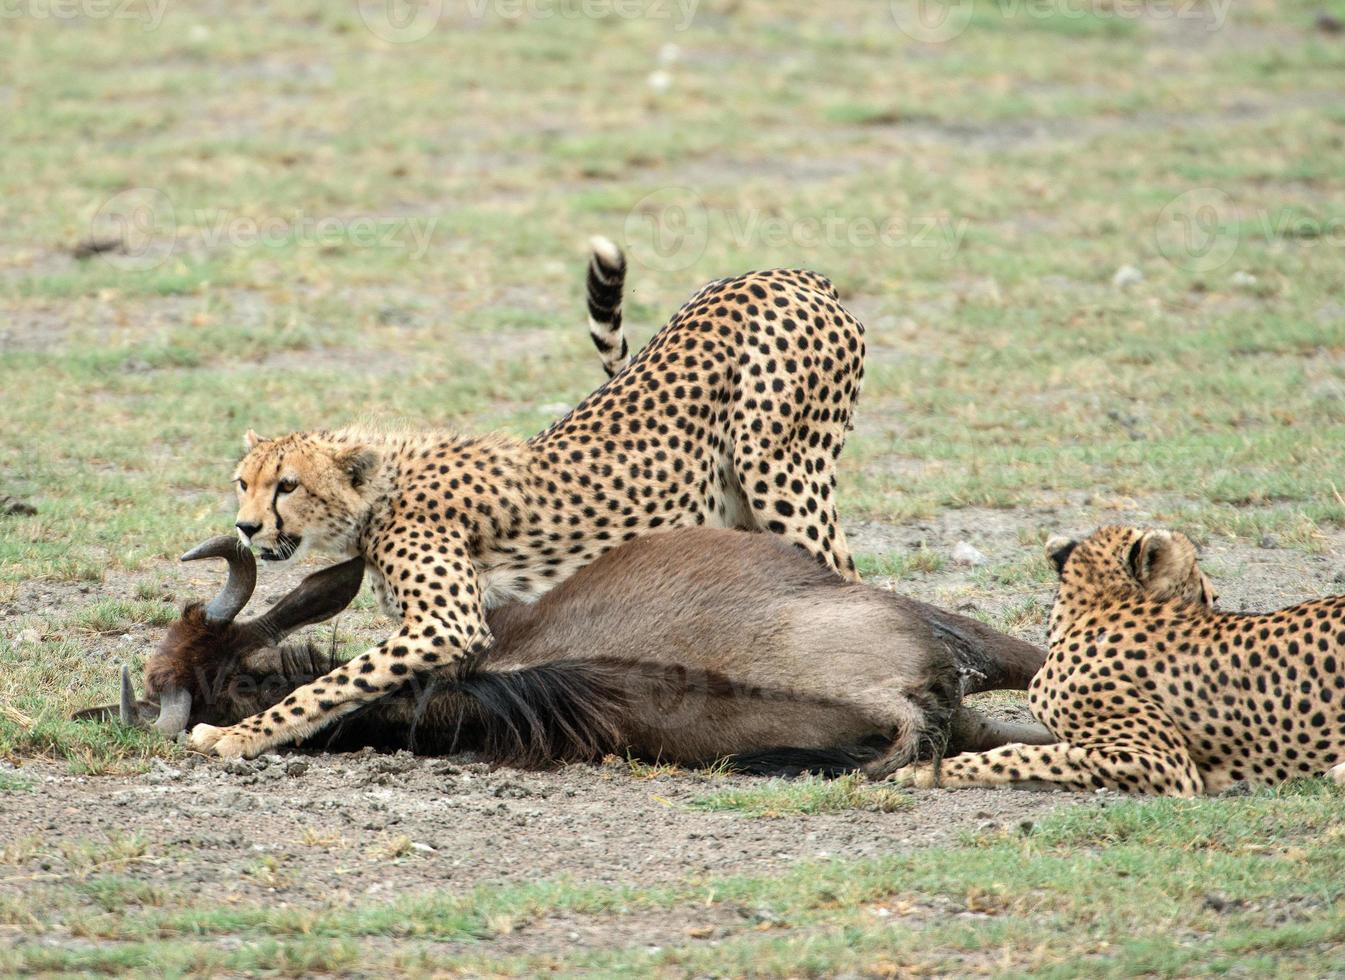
[1334,569,1345,586]
[1111,265,1143,289]
[951,541,989,566]
[222,758,255,777]
[1259,535,1279,549]
[284,759,310,778]
[14,628,40,646]
[647,69,673,94]
[1229,270,1258,289]
[148,759,183,782]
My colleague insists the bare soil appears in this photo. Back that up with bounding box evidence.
[2,752,1084,899]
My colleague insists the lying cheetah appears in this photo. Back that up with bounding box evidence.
[190,246,866,758]
[896,525,1345,795]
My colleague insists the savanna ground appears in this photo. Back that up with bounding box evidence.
[3,0,1345,974]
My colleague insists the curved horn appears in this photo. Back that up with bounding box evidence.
[153,686,192,735]
[119,665,136,726]
[181,535,257,624]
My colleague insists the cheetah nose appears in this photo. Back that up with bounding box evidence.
[235,521,262,541]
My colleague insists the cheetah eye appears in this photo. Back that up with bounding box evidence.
[278,478,299,494]
[237,478,248,491]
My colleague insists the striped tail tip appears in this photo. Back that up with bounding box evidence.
[586,236,629,378]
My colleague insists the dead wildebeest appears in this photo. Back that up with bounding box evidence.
[79,528,1053,777]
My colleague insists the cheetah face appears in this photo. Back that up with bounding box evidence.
[1046,525,1217,609]
[233,430,379,564]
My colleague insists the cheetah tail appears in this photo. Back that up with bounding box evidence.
[586,235,629,378]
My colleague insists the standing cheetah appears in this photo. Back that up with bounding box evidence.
[190,245,865,758]
[896,525,1345,796]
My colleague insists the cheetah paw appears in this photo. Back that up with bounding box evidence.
[189,723,265,760]
[1328,762,1345,787]
[888,764,939,789]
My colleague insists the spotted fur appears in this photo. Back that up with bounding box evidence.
[191,267,866,758]
[896,525,1345,796]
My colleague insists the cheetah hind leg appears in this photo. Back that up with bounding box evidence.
[892,739,1205,797]
[732,451,859,582]
[1328,761,1345,786]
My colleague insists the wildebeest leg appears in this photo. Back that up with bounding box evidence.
[948,706,1055,753]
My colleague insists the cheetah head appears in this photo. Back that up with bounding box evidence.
[1045,525,1218,611]
[232,430,380,564]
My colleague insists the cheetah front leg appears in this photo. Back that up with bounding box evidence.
[892,739,1204,797]
[190,553,490,759]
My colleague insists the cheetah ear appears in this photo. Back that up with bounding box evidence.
[1044,535,1077,576]
[243,429,268,453]
[1128,529,1199,600]
[335,445,379,490]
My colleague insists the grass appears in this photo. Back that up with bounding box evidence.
[3,0,1345,973]
[0,771,34,793]
[855,546,947,580]
[3,783,1343,974]
[689,773,912,817]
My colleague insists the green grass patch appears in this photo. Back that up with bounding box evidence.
[0,770,34,793]
[689,773,912,817]
[0,716,172,774]
[855,546,947,580]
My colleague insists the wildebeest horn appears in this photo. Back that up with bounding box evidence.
[154,686,193,735]
[180,535,256,624]
[235,557,365,647]
[119,665,136,726]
